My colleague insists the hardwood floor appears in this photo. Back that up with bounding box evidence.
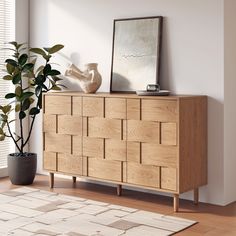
[0,174,235,235]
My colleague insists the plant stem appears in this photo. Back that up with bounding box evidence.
[23,114,36,149]
[6,121,21,152]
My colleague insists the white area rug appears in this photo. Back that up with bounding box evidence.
[0,187,196,236]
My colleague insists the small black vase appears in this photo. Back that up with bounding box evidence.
[7,153,37,185]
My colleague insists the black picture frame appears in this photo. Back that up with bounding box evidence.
[110,16,163,93]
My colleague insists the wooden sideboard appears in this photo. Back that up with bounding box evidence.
[43,92,207,211]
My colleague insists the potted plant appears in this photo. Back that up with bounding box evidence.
[0,41,64,185]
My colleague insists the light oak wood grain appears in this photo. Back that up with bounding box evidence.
[58,115,82,135]
[161,167,177,191]
[127,142,140,163]
[44,95,71,115]
[105,98,126,119]
[105,139,126,161]
[142,99,178,122]
[127,120,160,143]
[161,122,177,145]
[83,137,104,158]
[88,117,122,140]
[127,162,160,188]
[72,96,82,116]
[88,158,122,182]
[43,152,57,171]
[83,96,104,117]
[142,143,177,167]
[57,153,82,175]
[127,99,140,120]
[43,115,57,133]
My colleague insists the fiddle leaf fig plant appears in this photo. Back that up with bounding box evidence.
[0,42,65,155]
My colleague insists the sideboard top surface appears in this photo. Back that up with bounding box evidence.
[43,91,207,100]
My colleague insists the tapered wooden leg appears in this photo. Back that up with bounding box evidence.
[72,176,76,183]
[117,184,122,196]
[194,188,199,205]
[173,194,179,212]
[49,173,54,189]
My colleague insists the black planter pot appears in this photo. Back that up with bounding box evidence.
[7,153,37,185]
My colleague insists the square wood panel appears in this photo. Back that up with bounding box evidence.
[87,158,122,182]
[43,152,57,171]
[127,162,160,188]
[142,100,178,122]
[127,120,160,143]
[83,97,104,117]
[57,154,82,175]
[83,137,104,158]
[43,115,56,133]
[44,95,71,115]
[127,99,140,120]
[73,96,82,116]
[161,167,177,191]
[161,123,177,145]
[58,115,82,135]
[142,143,177,167]
[105,98,126,119]
[105,139,126,161]
[44,133,71,154]
[88,117,122,140]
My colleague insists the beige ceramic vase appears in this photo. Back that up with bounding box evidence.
[65,63,102,93]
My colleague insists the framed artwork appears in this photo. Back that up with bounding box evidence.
[110,16,163,93]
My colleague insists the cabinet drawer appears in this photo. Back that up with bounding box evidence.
[88,158,122,182]
[161,167,177,191]
[142,100,178,122]
[44,95,71,115]
[127,162,160,188]
[43,152,57,171]
[57,154,82,175]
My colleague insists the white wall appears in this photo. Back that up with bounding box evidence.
[29,0,226,205]
[224,0,236,204]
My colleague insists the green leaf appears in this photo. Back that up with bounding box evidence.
[30,48,47,57]
[19,91,34,101]
[0,114,8,121]
[29,97,35,104]
[35,86,42,97]
[15,104,21,112]
[22,63,34,71]
[47,70,60,76]
[5,59,17,67]
[1,121,6,129]
[19,111,26,119]
[18,54,28,65]
[12,73,21,84]
[22,98,31,111]
[6,63,15,74]
[16,43,26,50]
[5,93,16,99]
[15,86,22,97]
[43,64,51,75]
[0,135,5,141]
[0,128,3,135]
[45,44,64,54]
[51,85,62,91]
[29,107,40,116]
[8,41,17,47]
[3,75,12,81]
[35,75,45,85]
